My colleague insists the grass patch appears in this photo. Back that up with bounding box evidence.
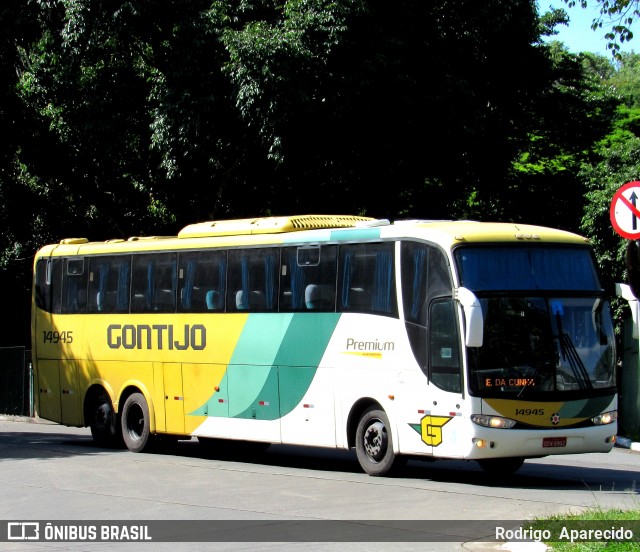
[527,509,640,550]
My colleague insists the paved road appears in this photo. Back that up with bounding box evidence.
[0,417,639,551]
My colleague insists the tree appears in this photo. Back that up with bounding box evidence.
[224,0,554,218]
[0,0,56,347]
[490,44,620,231]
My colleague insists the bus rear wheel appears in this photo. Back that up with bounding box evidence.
[355,407,401,476]
[121,392,150,453]
[89,391,122,448]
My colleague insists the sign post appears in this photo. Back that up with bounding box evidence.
[611,182,640,440]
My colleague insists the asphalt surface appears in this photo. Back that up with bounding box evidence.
[0,415,638,552]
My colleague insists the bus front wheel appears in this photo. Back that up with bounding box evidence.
[355,407,401,476]
[121,393,150,453]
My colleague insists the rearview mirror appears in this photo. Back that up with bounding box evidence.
[455,287,483,347]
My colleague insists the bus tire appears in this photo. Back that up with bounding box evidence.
[477,457,524,476]
[121,392,150,453]
[355,407,399,476]
[89,391,122,448]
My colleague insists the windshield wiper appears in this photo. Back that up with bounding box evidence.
[555,314,593,391]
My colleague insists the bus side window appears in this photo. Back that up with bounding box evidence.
[153,254,177,312]
[429,298,461,393]
[131,253,176,313]
[301,246,337,311]
[50,258,63,314]
[401,242,426,326]
[62,258,88,313]
[402,242,453,324]
[35,258,62,313]
[401,241,454,376]
[35,259,49,312]
[227,248,278,312]
[280,248,302,310]
[338,242,397,316]
[279,246,337,311]
[88,255,131,313]
[178,251,227,312]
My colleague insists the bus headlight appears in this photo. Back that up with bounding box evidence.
[591,410,618,425]
[471,414,516,429]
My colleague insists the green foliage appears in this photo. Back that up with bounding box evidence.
[222,0,359,162]
[480,43,620,230]
[608,52,640,106]
[530,508,640,551]
[581,137,640,273]
[538,6,570,38]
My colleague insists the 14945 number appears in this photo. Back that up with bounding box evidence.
[42,330,73,344]
[515,408,545,416]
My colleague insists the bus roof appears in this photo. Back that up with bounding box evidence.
[177,215,382,237]
[398,220,590,245]
[36,216,589,257]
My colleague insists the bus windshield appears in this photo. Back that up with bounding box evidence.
[454,245,616,398]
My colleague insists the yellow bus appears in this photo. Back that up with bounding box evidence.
[31,215,618,476]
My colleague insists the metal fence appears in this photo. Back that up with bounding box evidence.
[0,347,33,417]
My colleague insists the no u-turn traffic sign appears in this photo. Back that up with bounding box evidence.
[611,181,640,239]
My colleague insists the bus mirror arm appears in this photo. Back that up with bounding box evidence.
[455,287,483,348]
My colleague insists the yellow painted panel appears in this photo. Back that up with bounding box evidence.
[71,314,248,365]
[182,363,228,434]
[163,363,184,434]
[152,362,166,433]
[35,360,61,423]
[485,398,568,426]
[60,361,81,426]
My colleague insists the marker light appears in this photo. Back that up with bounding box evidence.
[591,410,618,425]
[471,414,516,429]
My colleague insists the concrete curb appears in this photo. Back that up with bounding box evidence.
[0,415,55,424]
[616,436,640,452]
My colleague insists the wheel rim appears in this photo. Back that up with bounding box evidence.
[125,403,144,441]
[363,420,387,462]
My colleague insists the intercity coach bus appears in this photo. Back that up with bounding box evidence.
[31,215,618,476]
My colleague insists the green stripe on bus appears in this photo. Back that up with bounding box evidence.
[189,313,340,420]
[274,313,340,416]
[330,228,381,241]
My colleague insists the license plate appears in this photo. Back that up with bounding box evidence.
[543,437,567,448]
